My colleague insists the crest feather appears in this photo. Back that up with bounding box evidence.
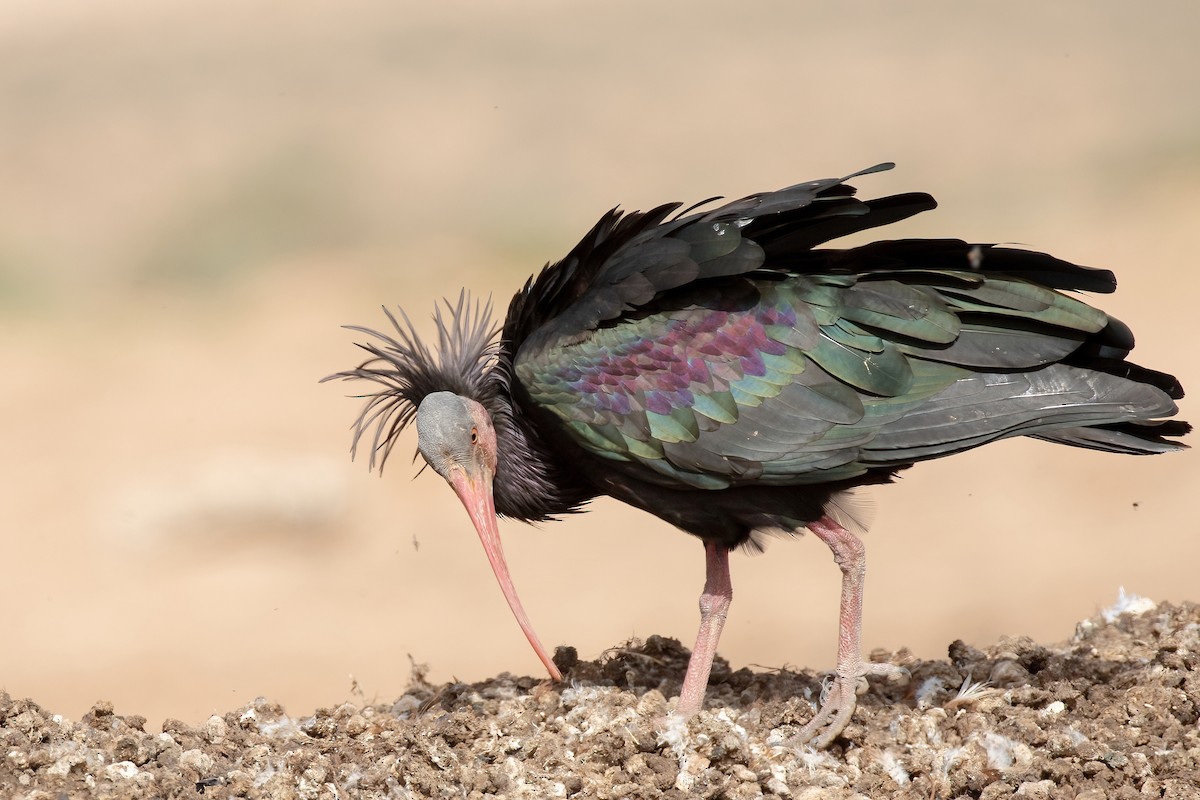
[322,291,497,471]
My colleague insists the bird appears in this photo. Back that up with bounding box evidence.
[325,162,1188,748]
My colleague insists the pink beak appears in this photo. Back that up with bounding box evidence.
[448,468,563,682]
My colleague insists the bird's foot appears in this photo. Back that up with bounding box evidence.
[789,662,908,749]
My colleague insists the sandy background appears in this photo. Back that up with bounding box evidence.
[2,1,1197,731]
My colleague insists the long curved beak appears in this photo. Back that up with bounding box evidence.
[447,468,564,682]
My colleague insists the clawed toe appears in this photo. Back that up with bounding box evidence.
[789,663,908,749]
[789,674,860,749]
[864,662,910,682]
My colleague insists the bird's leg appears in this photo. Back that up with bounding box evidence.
[675,542,733,717]
[792,516,905,748]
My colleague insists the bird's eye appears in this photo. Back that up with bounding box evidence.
[470,427,478,444]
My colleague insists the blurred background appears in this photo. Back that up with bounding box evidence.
[2,0,1197,729]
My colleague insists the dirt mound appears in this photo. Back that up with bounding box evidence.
[4,601,1198,799]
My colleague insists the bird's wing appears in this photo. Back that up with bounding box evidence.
[505,163,937,357]
[515,264,1181,490]
[510,171,1184,490]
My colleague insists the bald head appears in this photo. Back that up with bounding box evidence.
[416,391,496,480]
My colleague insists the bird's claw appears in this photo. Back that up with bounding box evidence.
[790,673,860,749]
[791,662,909,749]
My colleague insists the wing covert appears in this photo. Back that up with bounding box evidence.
[513,265,1160,492]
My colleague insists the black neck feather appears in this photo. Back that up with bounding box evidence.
[484,350,594,523]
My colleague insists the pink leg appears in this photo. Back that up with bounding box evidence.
[675,542,733,717]
[793,516,905,748]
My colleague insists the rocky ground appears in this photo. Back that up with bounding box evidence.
[3,598,1198,799]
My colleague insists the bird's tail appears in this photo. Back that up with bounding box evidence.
[1041,318,1191,454]
[1031,419,1190,455]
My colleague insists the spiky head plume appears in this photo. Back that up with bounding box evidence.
[322,292,498,471]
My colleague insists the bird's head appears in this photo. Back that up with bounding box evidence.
[415,392,500,541]
[416,391,498,487]
[325,299,562,682]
